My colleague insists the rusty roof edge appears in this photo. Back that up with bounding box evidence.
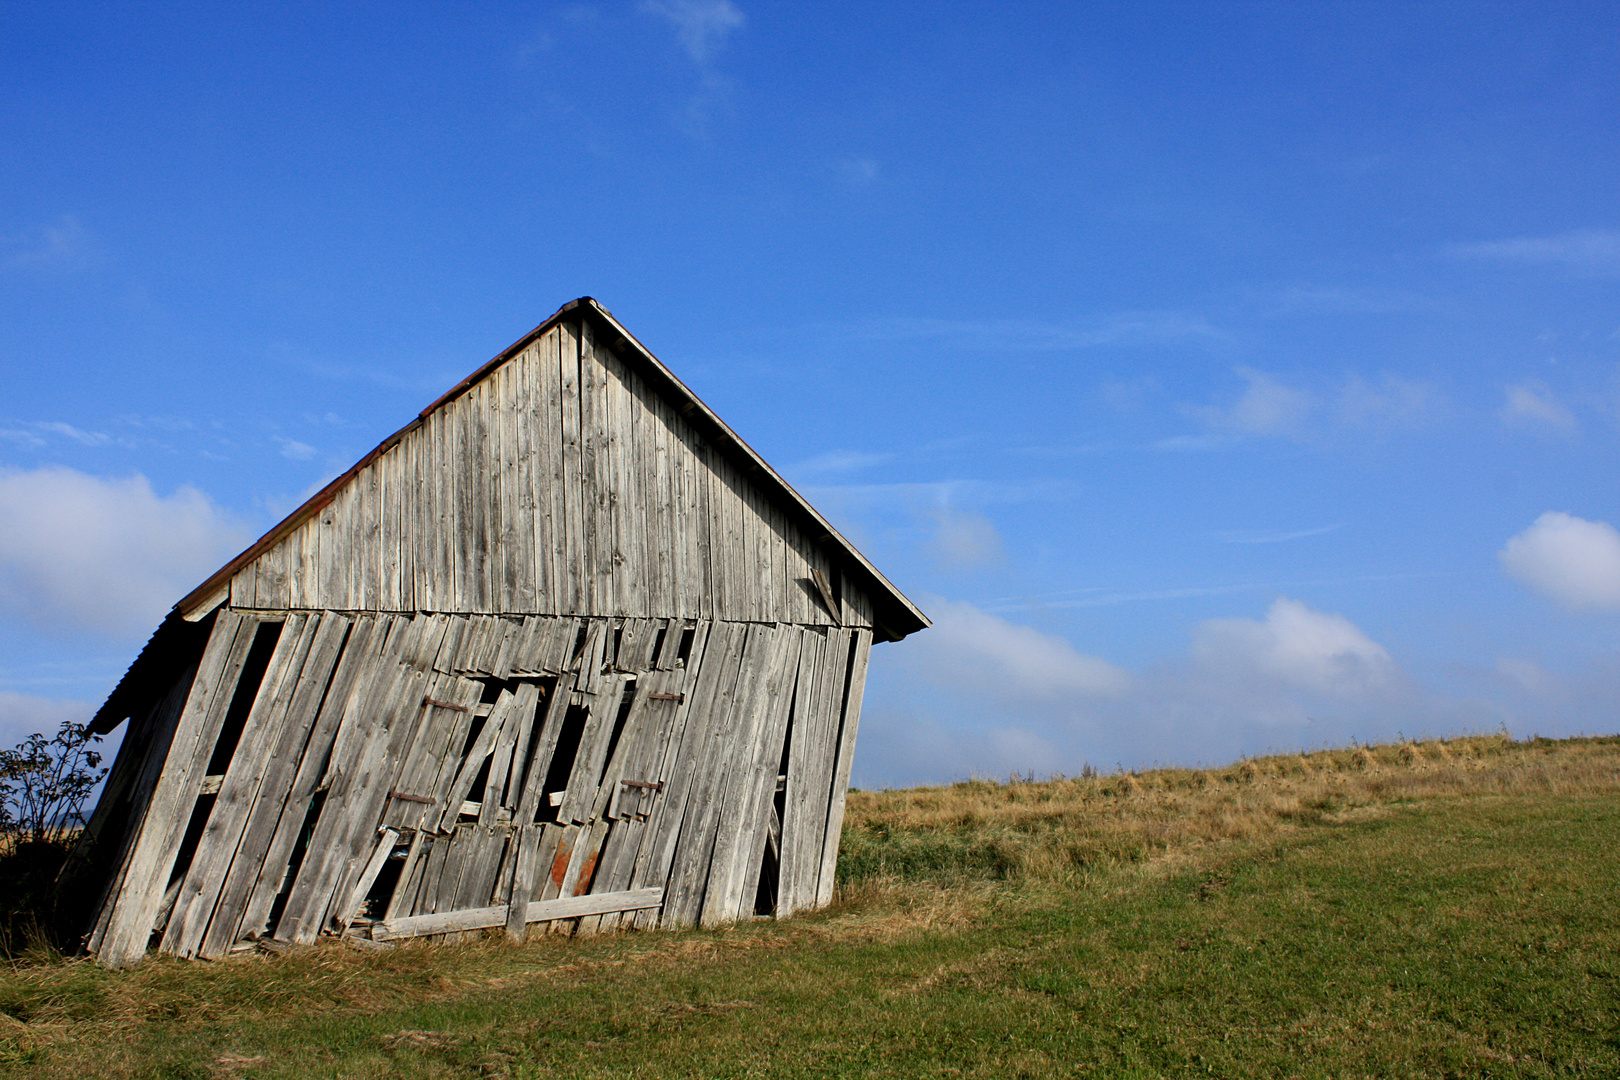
[176,296,930,638]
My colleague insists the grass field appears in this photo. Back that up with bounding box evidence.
[2,733,1618,1078]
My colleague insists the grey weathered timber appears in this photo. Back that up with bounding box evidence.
[79,300,924,965]
[184,317,900,631]
[234,615,379,944]
[98,611,259,969]
[163,613,316,958]
[372,887,663,941]
[816,628,873,908]
[82,666,199,957]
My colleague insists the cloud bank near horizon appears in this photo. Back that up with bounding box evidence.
[0,466,249,640]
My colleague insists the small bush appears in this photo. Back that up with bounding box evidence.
[0,721,108,957]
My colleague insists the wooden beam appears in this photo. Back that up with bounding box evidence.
[370,886,662,941]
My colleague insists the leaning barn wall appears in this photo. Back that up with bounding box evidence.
[84,608,871,968]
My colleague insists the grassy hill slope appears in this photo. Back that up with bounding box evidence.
[3,734,1618,1078]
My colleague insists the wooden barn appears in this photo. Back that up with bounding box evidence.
[60,297,928,968]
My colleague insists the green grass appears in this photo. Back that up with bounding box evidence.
[3,736,1618,1078]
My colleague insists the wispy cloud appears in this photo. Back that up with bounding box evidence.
[641,0,744,63]
[1449,228,1620,275]
[3,215,102,272]
[1192,597,1400,697]
[1188,366,1314,438]
[1499,380,1578,434]
[984,570,1457,614]
[787,449,894,477]
[1214,523,1346,545]
[926,508,1004,571]
[1257,284,1431,316]
[0,420,130,450]
[1337,373,1443,431]
[640,0,745,134]
[858,596,1429,786]
[833,312,1225,351]
[274,436,318,461]
[833,157,881,186]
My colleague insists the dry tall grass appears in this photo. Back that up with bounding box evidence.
[838,734,1620,885]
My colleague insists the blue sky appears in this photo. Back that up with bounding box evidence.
[3,2,1617,787]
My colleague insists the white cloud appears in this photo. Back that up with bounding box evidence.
[1192,597,1398,696]
[1194,366,1314,437]
[275,437,318,461]
[1500,381,1578,433]
[926,510,1004,570]
[640,0,744,64]
[904,599,1131,701]
[0,466,250,639]
[1450,228,1620,275]
[1500,512,1620,611]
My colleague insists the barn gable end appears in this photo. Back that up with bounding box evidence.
[64,299,923,968]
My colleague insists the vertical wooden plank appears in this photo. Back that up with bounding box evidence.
[426,408,447,612]
[504,824,543,942]
[513,669,577,826]
[230,567,256,611]
[815,628,872,908]
[512,347,540,611]
[686,421,714,622]
[98,610,256,968]
[485,681,541,821]
[405,420,424,612]
[657,622,758,927]
[82,665,198,958]
[469,384,491,612]
[578,320,611,615]
[710,455,734,623]
[496,364,522,611]
[735,627,802,919]
[535,327,563,616]
[701,625,798,926]
[488,362,511,612]
[558,674,626,824]
[558,319,587,614]
[639,375,670,620]
[777,628,823,915]
[381,445,402,611]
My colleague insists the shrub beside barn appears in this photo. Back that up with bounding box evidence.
[61,298,928,968]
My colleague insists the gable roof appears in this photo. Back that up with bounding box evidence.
[177,297,928,639]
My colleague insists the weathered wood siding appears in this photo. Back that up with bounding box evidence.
[228,320,872,628]
[90,609,872,968]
